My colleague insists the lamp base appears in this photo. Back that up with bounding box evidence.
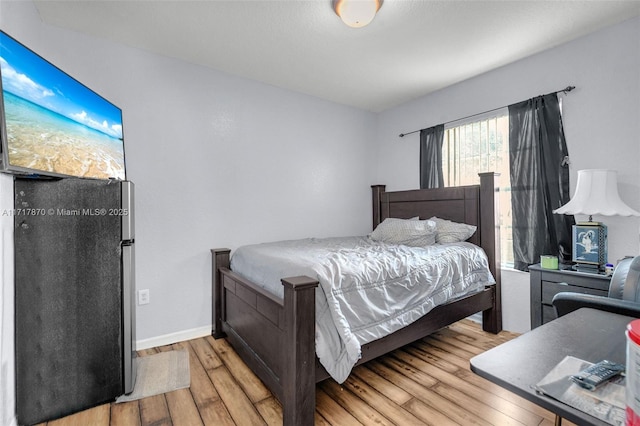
[572,263,603,274]
[571,222,608,271]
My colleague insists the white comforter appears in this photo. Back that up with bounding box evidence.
[230,236,495,383]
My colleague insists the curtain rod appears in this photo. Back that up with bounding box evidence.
[398,85,576,138]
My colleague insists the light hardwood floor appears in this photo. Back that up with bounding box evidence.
[40,320,575,426]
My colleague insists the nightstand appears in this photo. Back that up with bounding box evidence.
[529,263,611,328]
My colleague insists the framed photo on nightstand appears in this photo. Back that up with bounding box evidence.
[572,223,607,268]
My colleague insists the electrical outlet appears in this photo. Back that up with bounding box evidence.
[138,289,150,305]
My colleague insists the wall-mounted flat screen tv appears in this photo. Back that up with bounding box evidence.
[0,30,126,180]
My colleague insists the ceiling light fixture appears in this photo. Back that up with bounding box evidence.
[333,0,383,28]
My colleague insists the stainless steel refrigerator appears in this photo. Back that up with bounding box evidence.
[14,178,136,425]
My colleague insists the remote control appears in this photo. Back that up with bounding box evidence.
[570,360,625,391]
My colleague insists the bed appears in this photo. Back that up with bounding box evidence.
[211,172,502,425]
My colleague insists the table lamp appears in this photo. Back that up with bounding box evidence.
[553,169,640,272]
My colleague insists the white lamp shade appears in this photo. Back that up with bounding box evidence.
[333,0,383,28]
[553,169,640,217]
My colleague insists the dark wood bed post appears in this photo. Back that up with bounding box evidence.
[478,172,502,333]
[371,184,386,229]
[211,248,231,338]
[282,276,319,426]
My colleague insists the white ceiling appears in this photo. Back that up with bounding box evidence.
[33,0,640,112]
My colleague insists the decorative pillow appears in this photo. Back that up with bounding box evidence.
[370,218,436,247]
[429,216,477,243]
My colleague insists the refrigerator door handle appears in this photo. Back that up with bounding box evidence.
[121,181,135,241]
[122,243,137,394]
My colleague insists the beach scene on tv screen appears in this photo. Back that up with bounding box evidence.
[0,33,125,179]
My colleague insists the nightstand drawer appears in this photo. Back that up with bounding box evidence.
[541,280,609,304]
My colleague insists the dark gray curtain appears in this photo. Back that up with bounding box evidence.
[419,124,445,189]
[509,93,574,271]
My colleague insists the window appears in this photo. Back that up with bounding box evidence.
[441,108,513,267]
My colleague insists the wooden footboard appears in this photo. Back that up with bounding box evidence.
[212,248,318,425]
[211,173,502,425]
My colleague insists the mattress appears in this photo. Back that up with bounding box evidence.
[230,236,495,383]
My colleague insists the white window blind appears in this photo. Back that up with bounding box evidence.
[442,108,513,266]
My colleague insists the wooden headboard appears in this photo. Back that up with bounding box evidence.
[371,172,502,331]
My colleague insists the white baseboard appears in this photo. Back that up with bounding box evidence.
[136,325,212,351]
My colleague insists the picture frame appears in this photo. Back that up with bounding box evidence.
[572,223,607,268]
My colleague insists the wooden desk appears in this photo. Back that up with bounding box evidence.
[470,308,632,426]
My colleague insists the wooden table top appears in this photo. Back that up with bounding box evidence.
[470,308,634,426]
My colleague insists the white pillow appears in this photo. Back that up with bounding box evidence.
[370,218,436,247]
[429,216,477,243]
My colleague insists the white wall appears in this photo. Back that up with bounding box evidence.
[0,1,377,347]
[0,4,16,424]
[0,174,16,426]
[375,16,640,333]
